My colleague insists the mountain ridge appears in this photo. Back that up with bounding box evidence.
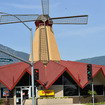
[0,44,105,66]
[0,44,29,66]
[76,56,105,66]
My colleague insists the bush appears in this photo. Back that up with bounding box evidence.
[88,90,97,96]
[0,99,3,104]
[88,90,98,103]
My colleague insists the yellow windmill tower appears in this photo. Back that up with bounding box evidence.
[29,15,61,64]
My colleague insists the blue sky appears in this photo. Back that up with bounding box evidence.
[0,0,105,61]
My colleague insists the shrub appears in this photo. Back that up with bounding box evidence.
[0,99,3,104]
[88,90,98,103]
[88,90,97,96]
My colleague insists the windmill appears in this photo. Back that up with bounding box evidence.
[0,0,88,65]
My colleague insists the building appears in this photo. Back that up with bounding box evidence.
[0,9,104,105]
[0,60,105,105]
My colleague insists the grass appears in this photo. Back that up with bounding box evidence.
[85,102,105,105]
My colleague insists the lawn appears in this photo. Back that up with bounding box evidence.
[86,102,105,105]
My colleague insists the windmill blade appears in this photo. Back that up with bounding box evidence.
[41,0,49,15]
[49,15,88,24]
[0,14,40,25]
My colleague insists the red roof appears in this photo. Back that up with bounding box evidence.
[59,60,103,88]
[0,60,105,90]
[45,61,66,89]
[0,62,30,90]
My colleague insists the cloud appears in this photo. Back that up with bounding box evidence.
[1,2,41,10]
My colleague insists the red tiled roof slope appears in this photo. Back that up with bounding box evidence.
[60,60,103,88]
[0,60,105,90]
[45,61,67,89]
[0,62,30,90]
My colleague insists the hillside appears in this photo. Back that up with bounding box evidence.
[76,56,105,66]
[0,44,29,66]
[0,44,105,66]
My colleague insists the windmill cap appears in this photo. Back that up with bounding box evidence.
[36,15,51,22]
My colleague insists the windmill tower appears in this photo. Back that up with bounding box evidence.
[0,0,88,65]
[29,15,61,64]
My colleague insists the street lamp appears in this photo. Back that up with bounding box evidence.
[0,12,35,105]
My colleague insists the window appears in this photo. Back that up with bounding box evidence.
[53,76,62,85]
[52,71,105,96]
[80,84,91,96]
[16,88,21,97]
[16,72,31,86]
[64,85,78,96]
[63,71,77,85]
[80,85,104,96]
[1,88,13,98]
[94,85,103,95]
[63,71,78,96]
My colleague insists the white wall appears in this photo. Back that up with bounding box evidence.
[93,71,105,85]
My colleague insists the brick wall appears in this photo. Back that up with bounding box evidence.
[0,98,14,105]
[69,96,104,103]
[24,98,73,105]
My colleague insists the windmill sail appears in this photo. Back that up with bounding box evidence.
[41,0,49,15]
[0,14,40,24]
[50,15,88,24]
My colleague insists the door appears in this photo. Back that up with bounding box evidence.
[22,88,29,105]
[16,88,21,105]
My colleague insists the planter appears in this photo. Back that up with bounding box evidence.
[4,101,8,105]
[38,98,73,105]
[24,98,73,105]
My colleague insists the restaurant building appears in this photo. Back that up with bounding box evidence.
[0,60,105,105]
[0,23,105,105]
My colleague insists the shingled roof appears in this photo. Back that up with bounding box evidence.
[0,60,105,90]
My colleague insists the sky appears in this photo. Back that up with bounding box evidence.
[0,0,105,61]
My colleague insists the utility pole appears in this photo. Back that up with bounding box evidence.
[87,64,94,105]
[92,80,94,105]
[0,12,35,105]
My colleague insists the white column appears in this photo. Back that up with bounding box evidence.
[21,87,23,105]
[13,89,16,105]
[29,86,31,98]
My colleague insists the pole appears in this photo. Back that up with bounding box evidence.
[92,81,94,105]
[0,12,35,105]
[78,86,80,104]
[30,28,35,105]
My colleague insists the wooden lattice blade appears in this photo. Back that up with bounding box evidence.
[49,15,88,24]
[0,14,40,25]
[41,0,49,15]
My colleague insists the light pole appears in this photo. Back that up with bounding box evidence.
[0,12,35,105]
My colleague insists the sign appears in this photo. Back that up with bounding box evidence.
[0,58,13,62]
[22,93,25,95]
[39,90,54,96]
[3,88,10,96]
